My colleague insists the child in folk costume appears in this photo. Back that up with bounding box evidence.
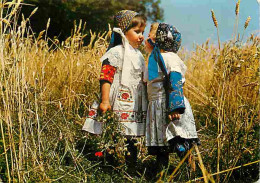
[144,23,200,170]
[82,10,147,167]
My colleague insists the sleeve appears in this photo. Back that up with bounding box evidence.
[165,53,187,76]
[99,46,123,84]
[168,71,185,114]
[100,46,123,68]
[99,58,117,84]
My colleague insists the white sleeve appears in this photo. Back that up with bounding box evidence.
[163,53,187,76]
[100,46,124,69]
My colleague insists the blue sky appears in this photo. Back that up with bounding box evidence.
[145,0,259,50]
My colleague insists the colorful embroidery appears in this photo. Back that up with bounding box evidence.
[100,65,116,83]
[117,90,133,102]
[87,108,98,119]
[121,112,129,119]
[85,108,146,123]
[121,92,130,100]
[113,111,146,123]
[88,110,96,116]
[168,71,185,113]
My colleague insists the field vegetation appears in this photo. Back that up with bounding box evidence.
[0,1,259,182]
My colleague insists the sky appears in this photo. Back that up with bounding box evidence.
[145,0,259,50]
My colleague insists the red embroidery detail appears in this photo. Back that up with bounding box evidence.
[121,113,129,120]
[100,65,116,83]
[121,92,129,100]
[88,110,96,117]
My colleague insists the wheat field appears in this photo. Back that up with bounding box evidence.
[0,1,259,182]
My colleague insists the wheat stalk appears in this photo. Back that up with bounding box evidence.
[190,160,260,182]
[235,0,240,16]
[0,18,10,25]
[0,112,11,182]
[211,10,218,28]
[241,16,251,42]
[233,0,240,41]
[244,16,251,29]
[45,18,50,41]
[195,145,215,183]
[167,147,194,182]
[211,9,221,51]
[28,7,38,18]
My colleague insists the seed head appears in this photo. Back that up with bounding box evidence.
[46,18,50,30]
[244,16,251,29]
[211,10,218,28]
[235,0,240,16]
[29,7,38,18]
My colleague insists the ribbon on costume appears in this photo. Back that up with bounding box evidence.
[111,28,141,87]
[147,39,167,81]
[106,31,116,52]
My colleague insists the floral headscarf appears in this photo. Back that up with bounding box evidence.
[114,10,138,32]
[156,23,181,53]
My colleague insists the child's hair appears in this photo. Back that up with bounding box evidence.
[125,14,147,32]
[150,22,159,34]
[149,22,159,40]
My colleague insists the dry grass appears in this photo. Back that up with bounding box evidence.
[179,34,259,182]
[0,1,259,182]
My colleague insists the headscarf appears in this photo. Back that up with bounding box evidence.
[107,10,138,51]
[148,23,182,81]
[114,10,138,32]
[103,10,142,87]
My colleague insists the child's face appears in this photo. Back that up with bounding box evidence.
[125,23,146,49]
[145,26,157,53]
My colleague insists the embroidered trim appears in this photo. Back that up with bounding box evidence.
[100,65,116,83]
[168,71,185,113]
[117,89,133,103]
[86,109,146,123]
[114,111,146,122]
[87,108,98,119]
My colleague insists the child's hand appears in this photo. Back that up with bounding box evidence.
[99,102,111,114]
[168,111,181,121]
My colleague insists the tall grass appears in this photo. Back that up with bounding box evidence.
[181,4,259,182]
[182,34,259,182]
[0,1,109,182]
[0,1,259,182]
